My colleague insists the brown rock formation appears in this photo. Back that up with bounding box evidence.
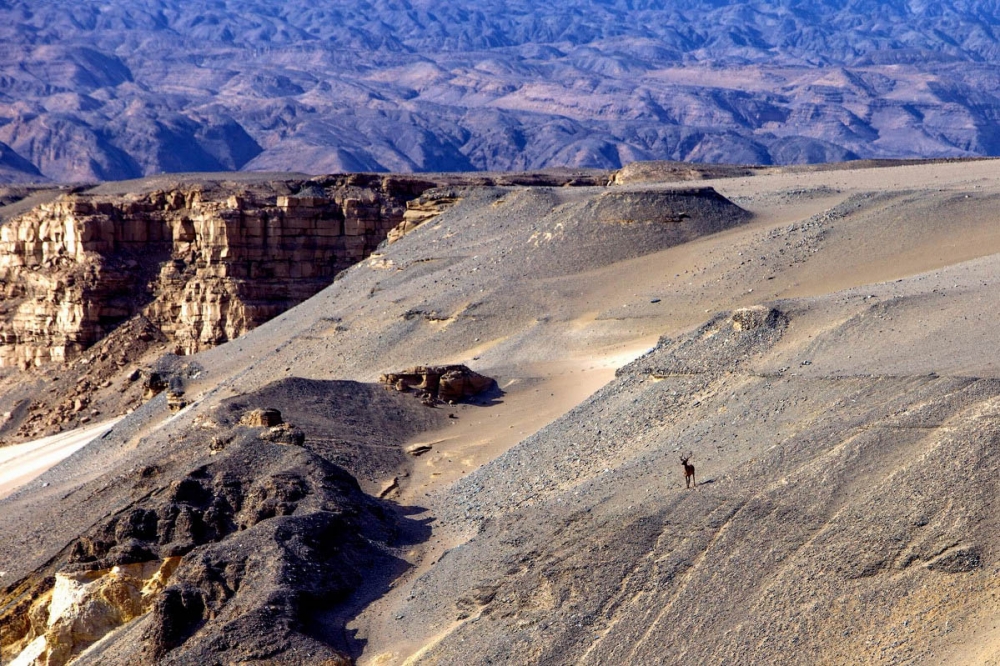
[0,175,437,368]
[380,365,496,403]
[386,189,462,244]
[240,407,283,427]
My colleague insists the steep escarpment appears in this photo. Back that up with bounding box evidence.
[0,174,436,368]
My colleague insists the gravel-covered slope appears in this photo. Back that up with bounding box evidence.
[0,179,754,664]
[397,300,1000,664]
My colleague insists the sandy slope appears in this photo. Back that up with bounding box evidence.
[0,418,120,500]
[345,159,1000,663]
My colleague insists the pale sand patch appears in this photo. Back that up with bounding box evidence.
[399,353,643,504]
[941,626,1000,666]
[0,418,122,500]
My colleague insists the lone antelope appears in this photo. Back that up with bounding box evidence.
[680,453,696,489]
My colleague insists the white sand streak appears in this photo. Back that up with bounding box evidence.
[0,418,122,499]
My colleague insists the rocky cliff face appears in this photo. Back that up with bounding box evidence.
[0,175,436,368]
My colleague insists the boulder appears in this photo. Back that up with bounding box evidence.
[240,408,283,427]
[166,390,187,412]
[379,365,495,403]
[259,423,305,446]
[439,366,495,402]
[142,372,168,400]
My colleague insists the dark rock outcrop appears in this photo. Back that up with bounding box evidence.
[0,378,449,665]
[240,408,284,428]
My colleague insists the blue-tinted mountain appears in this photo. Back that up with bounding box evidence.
[6,0,1000,180]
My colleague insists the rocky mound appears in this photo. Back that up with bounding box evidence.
[0,378,449,664]
[380,365,496,404]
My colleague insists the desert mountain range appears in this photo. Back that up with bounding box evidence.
[1,158,1000,664]
[8,1,1000,181]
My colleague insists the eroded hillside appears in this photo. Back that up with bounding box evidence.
[3,159,1000,665]
[0,174,435,367]
[0,169,607,444]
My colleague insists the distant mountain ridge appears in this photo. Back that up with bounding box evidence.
[5,0,1000,181]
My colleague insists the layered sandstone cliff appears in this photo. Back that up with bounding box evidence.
[0,175,436,367]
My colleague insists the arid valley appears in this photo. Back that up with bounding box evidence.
[0,158,997,664]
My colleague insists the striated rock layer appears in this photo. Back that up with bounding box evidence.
[0,175,436,367]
